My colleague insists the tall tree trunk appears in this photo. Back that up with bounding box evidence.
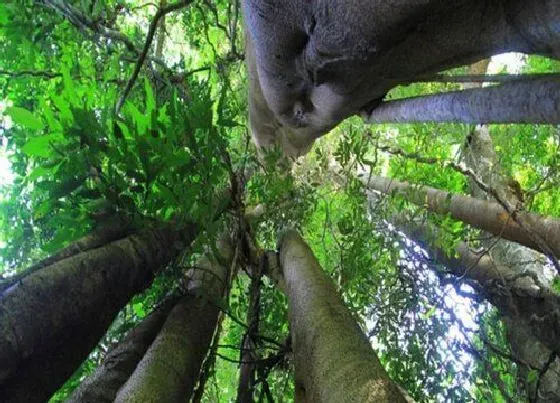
[277,230,410,403]
[462,120,560,402]
[366,78,560,124]
[393,217,560,357]
[0,222,198,402]
[114,233,234,402]
[154,0,167,59]
[236,264,262,403]
[67,297,179,402]
[0,218,131,292]
[361,175,560,259]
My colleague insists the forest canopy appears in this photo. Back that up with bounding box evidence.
[0,1,559,402]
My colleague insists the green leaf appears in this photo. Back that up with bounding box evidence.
[421,305,437,319]
[553,277,560,294]
[33,200,54,220]
[22,136,53,157]
[133,303,146,318]
[27,166,52,182]
[0,5,9,25]
[62,65,78,106]
[145,77,155,114]
[6,107,44,130]
[126,102,149,135]
[527,369,539,384]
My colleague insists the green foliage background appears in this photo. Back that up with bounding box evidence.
[0,1,558,402]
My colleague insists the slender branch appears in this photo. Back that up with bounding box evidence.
[0,69,125,85]
[115,0,194,115]
[0,69,61,79]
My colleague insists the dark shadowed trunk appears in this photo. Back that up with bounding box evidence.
[67,297,179,402]
[0,223,198,402]
[361,175,560,259]
[366,78,560,124]
[114,233,234,402]
[277,230,410,403]
[236,264,262,403]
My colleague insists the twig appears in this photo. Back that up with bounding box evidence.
[0,69,61,79]
[115,0,194,115]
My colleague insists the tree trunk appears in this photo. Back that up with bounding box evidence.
[366,78,560,124]
[67,297,179,402]
[394,217,560,356]
[462,119,560,402]
[0,222,198,402]
[114,233,234,402]
[236,264,262,403]
[0,217,131,292]
[244,0,560,148]
[277,229,410,403]
[361,175,560,259]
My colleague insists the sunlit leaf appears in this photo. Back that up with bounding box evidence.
[6,107,44,130]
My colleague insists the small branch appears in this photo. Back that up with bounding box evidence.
[115,0,194,115]
[0,69,61,79]
[0,69,125,86]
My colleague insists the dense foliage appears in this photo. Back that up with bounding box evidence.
[1,1,558,402]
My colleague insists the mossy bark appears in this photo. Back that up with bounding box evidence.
[0,223,198,402]
[67,297,179,402]
[278,230,409,403]
[362,175,560,259]
[114,235,233,402]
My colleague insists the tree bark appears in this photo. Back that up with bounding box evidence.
[0,217,131,292]
[67,297,179,403]
[394,217,560,356]
[277,229,410,403]
[236,264,262,403]
[366,78,560,124]
[244,0,560,150]
[114,233,234,402]
[461,117,560,402]
[0,223,198,402]
[361,175,560,259]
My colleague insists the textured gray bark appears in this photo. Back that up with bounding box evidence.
[67,297,179,403]
[366,78,560,124]
[361,175,560,260]
[0,223,198,402]
[114,234,234,402]
[278,230,410,403]
[244,0,560,154]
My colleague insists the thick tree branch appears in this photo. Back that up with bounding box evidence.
[362,175,560,263]
[371,142,560,270]
[411,73,560,84]
[366,78,560,124]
